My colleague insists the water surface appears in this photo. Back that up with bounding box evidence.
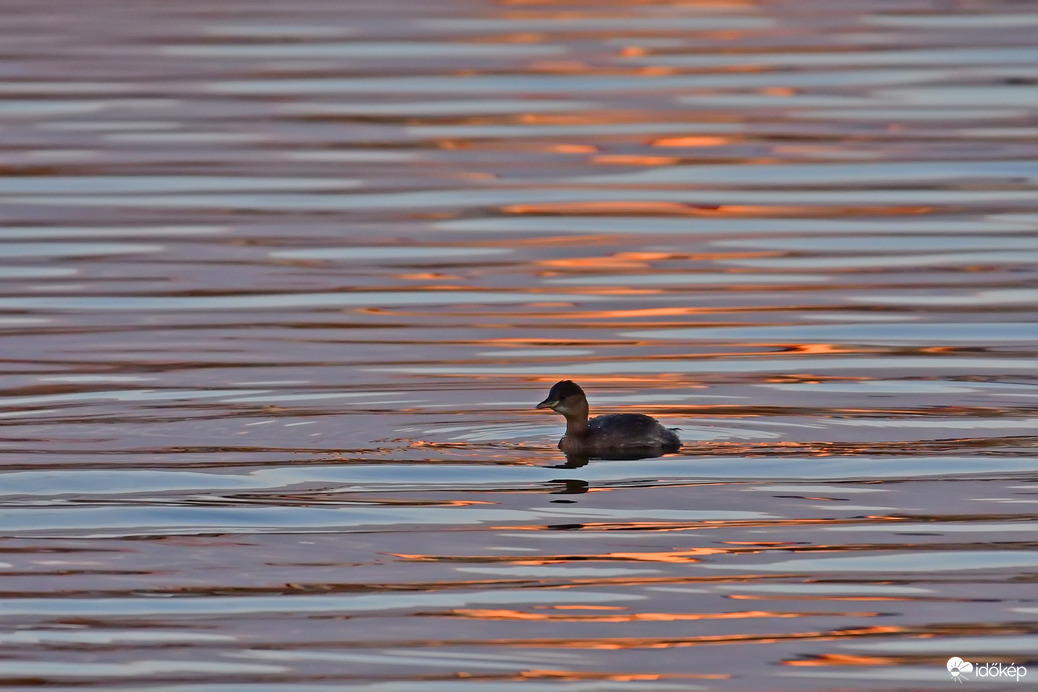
[0,0,1036,689]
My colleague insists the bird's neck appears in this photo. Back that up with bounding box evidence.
[563,402,590,437]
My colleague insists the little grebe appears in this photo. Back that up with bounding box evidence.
[535,380,681,455]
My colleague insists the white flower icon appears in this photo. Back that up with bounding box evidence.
[947,657,974,682]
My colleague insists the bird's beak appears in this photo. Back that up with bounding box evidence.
[535,397,557,410]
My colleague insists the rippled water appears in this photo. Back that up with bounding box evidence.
[1,0,1036,689]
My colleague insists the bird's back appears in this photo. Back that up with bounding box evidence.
[586,413,680,451]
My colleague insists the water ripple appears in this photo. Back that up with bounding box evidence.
[1,0,1035,688]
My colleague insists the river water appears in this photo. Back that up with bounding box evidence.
[1,0,1036,689]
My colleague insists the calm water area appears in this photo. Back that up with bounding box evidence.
[1,0,1036,689]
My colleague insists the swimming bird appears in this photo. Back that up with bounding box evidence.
[535,380,681,456]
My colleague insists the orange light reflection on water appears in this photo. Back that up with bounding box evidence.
[512,670,729,682]
[537,256,649,270]
[548,143,598,154]
[475,629,860,649]
[593,154,681,165]
[499,201,937,217]
[783,653,901,667]
[490,515,906,533]
[391,546,727,565]
[783,343,860,356]
[729,594,919,603]
[536,250,738,271]
[652,136,732,148]
[454,670,728,683]
[449,608,871,623]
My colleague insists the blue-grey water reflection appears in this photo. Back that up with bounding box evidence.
[0,0,1035,689]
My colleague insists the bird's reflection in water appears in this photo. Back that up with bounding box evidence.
[549,447,675,470]
[551,454,590,469]
[548,479,589,502]
[546,448,676,502]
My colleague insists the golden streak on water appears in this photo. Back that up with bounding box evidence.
[0,0,1032,688]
